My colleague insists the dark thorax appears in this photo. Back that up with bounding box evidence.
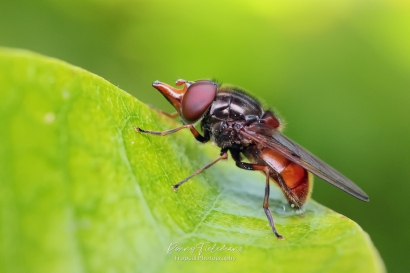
[201,86,264,149]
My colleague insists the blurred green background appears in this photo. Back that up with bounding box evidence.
[1,0,409,272]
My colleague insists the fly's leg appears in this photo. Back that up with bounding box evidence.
[136,123,214,188]
[234,160,283,239]
[262,169,284,239]
[172,149,228,190]
[135,124,210,143]
[230,149,283,239]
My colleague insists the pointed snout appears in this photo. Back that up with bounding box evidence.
[151,80,187,114]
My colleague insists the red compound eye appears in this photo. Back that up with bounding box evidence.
[181,80,217,123]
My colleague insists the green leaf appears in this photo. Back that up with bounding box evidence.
[0,48,384,273]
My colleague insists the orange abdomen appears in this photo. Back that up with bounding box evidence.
[257,148,313,207]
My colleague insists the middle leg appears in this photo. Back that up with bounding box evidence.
[172,149,228,190]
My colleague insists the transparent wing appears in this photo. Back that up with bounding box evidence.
[241,123,369,201]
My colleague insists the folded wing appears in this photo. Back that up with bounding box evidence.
[240,123,369,201]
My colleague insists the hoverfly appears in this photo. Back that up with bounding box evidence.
[135,79,369,239]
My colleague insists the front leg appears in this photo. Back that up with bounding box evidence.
[135,124,210,143]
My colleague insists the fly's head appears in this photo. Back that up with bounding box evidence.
[152,79,218,124]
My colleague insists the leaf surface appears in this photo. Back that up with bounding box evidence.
[0,48,385,273]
